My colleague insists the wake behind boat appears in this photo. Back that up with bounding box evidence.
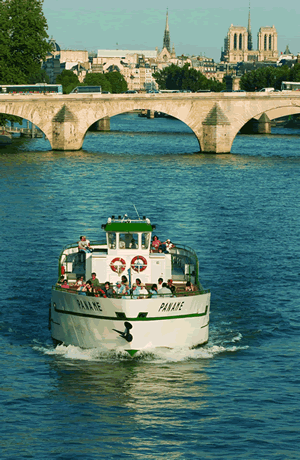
[50,215,211,356]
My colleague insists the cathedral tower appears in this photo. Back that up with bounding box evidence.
[163,9,171,53]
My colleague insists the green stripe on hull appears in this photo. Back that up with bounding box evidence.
[54,305,209,321]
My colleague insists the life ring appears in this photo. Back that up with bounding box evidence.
[131,255,147,272]
[110,257,126,274]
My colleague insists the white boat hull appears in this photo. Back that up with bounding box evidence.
[50,289,210,355]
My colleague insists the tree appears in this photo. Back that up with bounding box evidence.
[153,63,225,92]
[239,64,300,92]
[29,69,50,84]
[83,73,112,92]
[56,70,79,94]
[0,0,52,83]
[105,71,127,93]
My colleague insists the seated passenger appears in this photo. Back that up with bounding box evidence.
[114,280,124,295]
[89,272,101,290]
[185,281,195,292]
[132,283,141,299]
[167,279,176,294]
[158,278,163,290]
[139,283,149,298]
[74,276,84,288]
[77,281,87,295]
[157,282,172,296]
[103,281,113,298]
[61,279,69,289]
[83,281,94,296]
[57,275,65,285]
[149,284,158,298]
[130,238,137,249]
[78,235,92,253]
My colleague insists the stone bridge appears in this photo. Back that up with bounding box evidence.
[0,92,300,153]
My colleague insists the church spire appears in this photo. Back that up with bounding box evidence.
[247,1,253,50]
[163,9,171,52]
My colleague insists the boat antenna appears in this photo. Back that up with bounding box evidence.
[133,204,141,220]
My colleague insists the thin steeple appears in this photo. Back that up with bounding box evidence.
[247,1,253,50]
[163,9,171,52]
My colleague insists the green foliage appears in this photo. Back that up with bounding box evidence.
[56,70,79,94]
[153,63,225,92]
[83,73,112,92]
[0,0,52,124]
[105,72,127,93]
[29,69,50,84]
[240,64,300,91]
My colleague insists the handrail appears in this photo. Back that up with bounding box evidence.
[52,285,210,299]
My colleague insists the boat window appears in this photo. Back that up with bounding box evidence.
[108,232,116,249]
[142,233,150,249]
[119,233,139,249]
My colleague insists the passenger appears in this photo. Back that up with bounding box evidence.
[61,279,69,289]
[158,278,163,290]
[78,235,92,253]
[149,284,158,298]
[139,283,149,298]
[121,275,128,285]
[185,281,195,292]
[157,282,172,297]
[121,276,130,298]
[57,275,65,285]
[167,279,176,294]
[163,239,174,253]
[77,281,87,295]
[83,281,94,296]
[74,276,84,288]
[89,272,101,290]
[135,278,142,287]
[130,238,137,249]
[151,235,161,251]
[114,280,124,295]
[132,283,141,299]
[103,281,113,298]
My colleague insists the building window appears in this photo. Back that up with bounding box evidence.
[264,35,267,51]
[234,33,237,50]
[239,34,242,50]
[269,34,272,50]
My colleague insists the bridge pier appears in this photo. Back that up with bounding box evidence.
[90,116,110,131]
[201,104,232,153]
[51,105,84,150]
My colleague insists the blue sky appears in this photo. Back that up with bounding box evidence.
[43,0,300,61]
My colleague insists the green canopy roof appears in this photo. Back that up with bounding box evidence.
[104,222,153,232]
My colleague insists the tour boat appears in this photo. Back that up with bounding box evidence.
[50,215,211,356]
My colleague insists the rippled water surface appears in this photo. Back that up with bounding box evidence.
[1,113,300,459]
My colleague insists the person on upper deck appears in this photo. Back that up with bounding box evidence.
[57,275,65,285]
[103,281,113,298]
[151,235,161,252]
[158,278,163,290]
[163,239,174,253]
[157,282,172,296]
[78,235,92,253]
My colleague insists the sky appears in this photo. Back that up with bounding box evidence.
[43,0,300,62]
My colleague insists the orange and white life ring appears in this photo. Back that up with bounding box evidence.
[131,255,147,272]
[110,257,126,274]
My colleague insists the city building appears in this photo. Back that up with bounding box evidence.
[221,7,278,64]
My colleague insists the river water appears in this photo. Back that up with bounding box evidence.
[1,113,300,459]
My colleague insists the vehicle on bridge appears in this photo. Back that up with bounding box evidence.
[70,86,102,94]
[0,84,63,94]
[281,81,300,91]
